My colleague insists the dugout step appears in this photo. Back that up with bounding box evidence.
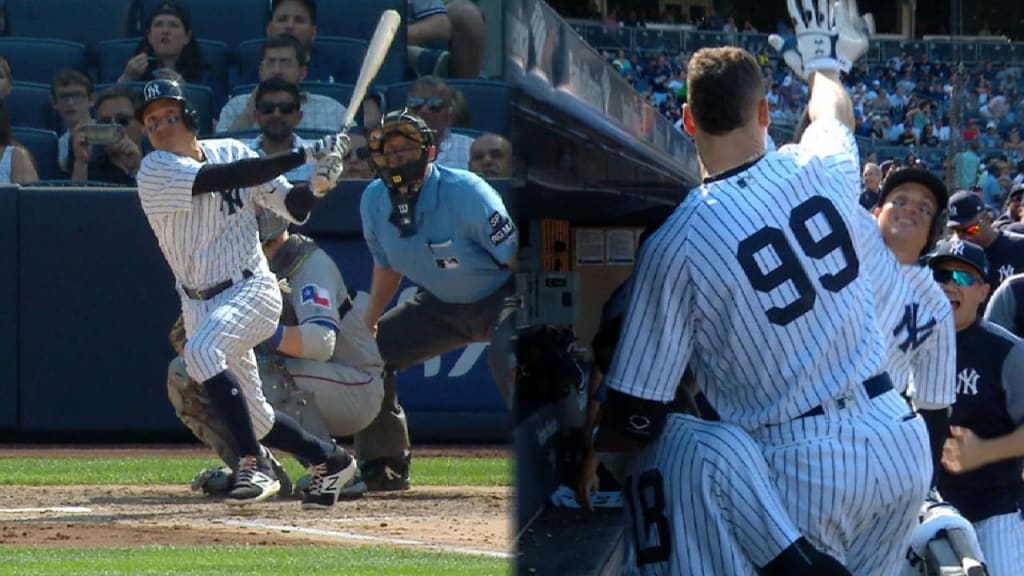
[517,506,625,576]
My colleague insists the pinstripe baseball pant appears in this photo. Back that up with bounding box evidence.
[973,512,1024,576]
[181,271,281,439]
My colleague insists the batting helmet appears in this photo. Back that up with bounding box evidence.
[879,167,949,256]
[136,78,200,132]
[367,109,436,187]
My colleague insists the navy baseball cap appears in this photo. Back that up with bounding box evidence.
[879,167,948,212]
[1010,182,1024,203]
[946,190,985,227]
[927,238,989,279]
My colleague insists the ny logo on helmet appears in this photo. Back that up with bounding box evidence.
[145,83,165,100]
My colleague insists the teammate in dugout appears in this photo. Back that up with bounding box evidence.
[946,188,1024,290]
[595,1,932,574]
[180,207,385,498]
[356,109,517,491]
[136,77,354,508]
[928,238,1024,575]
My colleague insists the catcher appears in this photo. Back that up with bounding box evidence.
[168,207,385,498]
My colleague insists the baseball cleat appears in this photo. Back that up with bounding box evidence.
[190,465,234,496]
[302,448,357,510]
[225,455,281,505]
[361,453,412,492]
[294,467,367,499]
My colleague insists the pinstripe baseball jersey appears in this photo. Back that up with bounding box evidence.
[605,119,899,429]
[879,263,956,408]
[136,138,301,290]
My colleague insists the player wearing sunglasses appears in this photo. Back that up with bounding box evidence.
[405,76,474,170]
[947,189,1024,290]
[244,78,312,182]
[926,238,1024,575]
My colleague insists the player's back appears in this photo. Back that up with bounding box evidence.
[614,145,894,429]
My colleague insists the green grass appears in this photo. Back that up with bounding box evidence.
[0,546,511,575]
[0,456,510,487]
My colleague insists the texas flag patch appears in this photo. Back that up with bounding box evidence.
[300,284,332,309]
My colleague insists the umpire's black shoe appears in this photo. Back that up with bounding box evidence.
[225,455,281,505]
[301,447,357,510]
[361,453,412,492]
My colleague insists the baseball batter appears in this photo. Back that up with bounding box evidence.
[598,39,930,576]
[136,78,354,508]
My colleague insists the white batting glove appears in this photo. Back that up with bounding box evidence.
[835,0,874,72]
[310,153,344,197]
[768,34,806,79]
[303,132,351,163]
[779,0,840,79]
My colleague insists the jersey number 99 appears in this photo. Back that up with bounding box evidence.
[736,196,859,326]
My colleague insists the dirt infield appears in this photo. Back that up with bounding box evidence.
[0,445,512,556]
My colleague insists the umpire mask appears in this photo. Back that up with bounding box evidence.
[368,110,436,237]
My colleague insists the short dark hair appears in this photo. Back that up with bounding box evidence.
[686,47,764,135]
[50,69,93,98]
[270,0,317,24]
[255,77,301,107]
[95,85,141,113]
[262,34,308,67]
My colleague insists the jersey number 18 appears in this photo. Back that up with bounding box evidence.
[736,196,859,326]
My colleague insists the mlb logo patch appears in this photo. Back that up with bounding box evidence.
[300,284,332,308]
[435,257,461,269]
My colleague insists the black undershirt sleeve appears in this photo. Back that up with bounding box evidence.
[191,149,305,195]
[919,407,949,487]
[601,388,669,444]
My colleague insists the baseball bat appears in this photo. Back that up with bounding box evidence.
[340,9,402,131]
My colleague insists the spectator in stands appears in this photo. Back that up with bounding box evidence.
[920,123,940,147]
[993,184,1024,232]
[895,123,918,147]
[469,133,514,179]
[71,86,145,185]
[981,162,1006,208]
[405,75,473,170]
[118,1,209,87]
[963,118,980,142]
[407,0,486,79]
[870,88,892,118]
[742,19,758,32]
[262,0,333,83]
[613,50,631,76]
[955,141,983,190]
[0,56,11,100]
[242,78,312,182]
[0,99,39,184]
[722,16,738,33]
[980,122,1003,149]
[938,117,952,142]
[217,35,345,133]
[1005,125,1024,159]
[341,129,374,180]
[50,70,95,175]
[860,162,883,210]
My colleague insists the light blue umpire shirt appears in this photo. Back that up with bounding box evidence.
[360,164,517,303]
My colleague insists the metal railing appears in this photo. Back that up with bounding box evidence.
[567,19,1024,64]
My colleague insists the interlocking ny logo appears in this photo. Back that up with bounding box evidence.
[893,303,937,353]
[1000,264,1015,283]
[144,82,163,100]
[956,368,980,396]
[219,188,244,215]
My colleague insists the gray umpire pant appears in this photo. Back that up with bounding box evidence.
[354,281,516,461]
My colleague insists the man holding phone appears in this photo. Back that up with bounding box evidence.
[72,86,148,185]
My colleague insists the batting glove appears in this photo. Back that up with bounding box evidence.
[767,34,806,79]
[304,132,351,163]
[311,153,344,197]
[835,0,874,72]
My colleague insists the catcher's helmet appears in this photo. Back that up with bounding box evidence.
[367,109,436,187]
[256,208,289,243]
[136,78,199,131]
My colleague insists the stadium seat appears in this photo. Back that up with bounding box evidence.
[7,83,58,132]
[11,128,60,181]
[237,36,369,86]
[4,0,137,51]
[385,80,513,136]
[312,0,408,85]
[0,38,87,85]
[138,0,267,52]
[96,38,229,95]
[96,82,215,136]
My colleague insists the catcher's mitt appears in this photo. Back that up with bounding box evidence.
[278,277,298,326]
[169,314,187,356]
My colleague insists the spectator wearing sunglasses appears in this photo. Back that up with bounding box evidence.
[340,128,374,180]
[926,238,1024,576]
[217,35,345,134]
[948,189,1024,290]
[242,78,312,182]
[406,76,473,170]
[71,86,148,185]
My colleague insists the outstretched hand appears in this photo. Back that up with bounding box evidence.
[768,0,873,79]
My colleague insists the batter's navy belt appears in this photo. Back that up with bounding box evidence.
[797,372,893,419]
[182,269,253,300]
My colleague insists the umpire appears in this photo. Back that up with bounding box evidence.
[357,109,517,490]
[928,238,1024,575]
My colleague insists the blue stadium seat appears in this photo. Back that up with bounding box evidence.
[0,38,88,85]
[96,82,215,136]
[4,0,137,51]
[312,0,408,85]
[237,36,369,86]
[7,82,58,132]
[385,80,513,136]
[11,127,60,180]
[96,38,229,95]
[138,0,267,52]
